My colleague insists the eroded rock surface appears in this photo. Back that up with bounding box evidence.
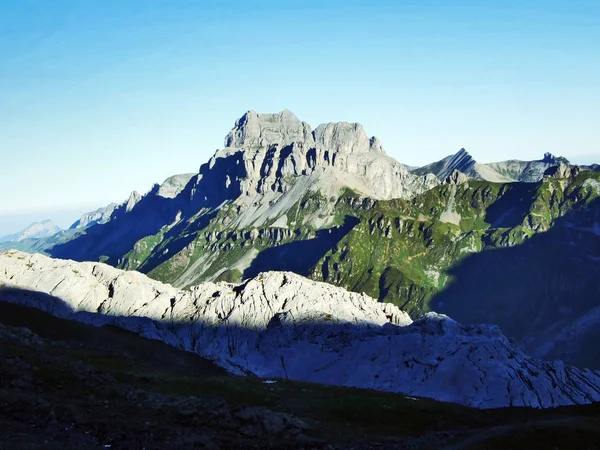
[544,162,580,179]
[199,109,439,209]
[2,251,600,409]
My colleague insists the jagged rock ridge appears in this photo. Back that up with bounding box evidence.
[69,173,196,231]
[203,109,439,209]
[413,149,572,183]
[156,173,196,199]
[70,204,117,230]
[3,250,600,409]
[543,162,580,179]
[413,148,476,181]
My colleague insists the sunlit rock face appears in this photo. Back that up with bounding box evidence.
[224,109,315,149]
[3,250,600,409]
[199,109,439,208]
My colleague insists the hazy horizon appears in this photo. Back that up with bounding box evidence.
[0,205,100,237]
[1,1,599,234]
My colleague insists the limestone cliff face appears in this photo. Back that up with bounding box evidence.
[189,110,439,216]
[313,122,382,154]
[224,109,315,149]
[3,250,600,409]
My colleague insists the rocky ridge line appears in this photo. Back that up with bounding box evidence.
[2,250,600,409]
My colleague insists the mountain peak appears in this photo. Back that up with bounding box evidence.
[224,109,313,149]
[125,191,142,213]
[542,152,570,165]
[412,148,476,180]
[224,110,385,156]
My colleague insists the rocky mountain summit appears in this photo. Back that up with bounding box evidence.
[224,109,314,149]
[413,149,570,183]
[3,250,600,409]
[156,173,197,199]
[544,161,581,179]
[202,109,438,208]
[412,148,477,181]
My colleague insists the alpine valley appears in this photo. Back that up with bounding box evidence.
[3,110,600,446]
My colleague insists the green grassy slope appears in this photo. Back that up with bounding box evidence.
[122,189,370,287]
[312,171,600,319]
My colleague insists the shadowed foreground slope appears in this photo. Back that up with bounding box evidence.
[3,250,600,410]
[4,300,600,449]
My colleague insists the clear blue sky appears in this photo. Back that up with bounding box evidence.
[1,0,599,234]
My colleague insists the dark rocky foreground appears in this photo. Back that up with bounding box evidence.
[3,301,600,450]
[0,302,314,450]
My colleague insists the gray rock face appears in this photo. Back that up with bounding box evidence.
[414,148,476,181]
[194,110,439,221]
[225,110,314,149]
[70,204,117,230]
[488,155,566,183]
[517,158,560,182]
[544,162,580,179]
[444,169,469,185]
[3,250,600,409]
[156,173,196,199]
[125,191,142,213]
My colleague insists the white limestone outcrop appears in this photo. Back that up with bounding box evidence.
[225,109,315,149]
[2,250,600,409]
[207,109,439,201]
